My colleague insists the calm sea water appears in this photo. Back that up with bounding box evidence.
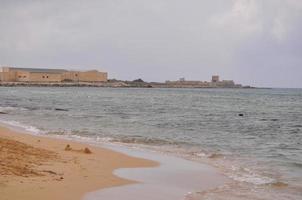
[0,87,301,199]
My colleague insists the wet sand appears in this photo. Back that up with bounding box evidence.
[84,144,229,200]
[0,126,157,200]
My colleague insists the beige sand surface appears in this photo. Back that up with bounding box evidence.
[0,126,158,200]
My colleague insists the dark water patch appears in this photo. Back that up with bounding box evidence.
[110,135,187,146]
[23,106,41,111]
[260,118,279,122]
[290,129,300,134]
[86,115,105,119]
[291,162,302,168]
[46,131,67,135]
[26,107,46,111]
[71,114,106,119]
[291,125,302,128]
[54,108,69,112]
[71,130,96,136]
[278,143,301,151]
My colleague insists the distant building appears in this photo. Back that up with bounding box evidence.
[212,75,220,83]
[165,75,238,88]
[0,67,107,82]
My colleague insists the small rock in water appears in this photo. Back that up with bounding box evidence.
[0,111,8,114]
[238,113,244,116]
[55,108,69,111]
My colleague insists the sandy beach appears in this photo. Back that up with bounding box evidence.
[0,126,158,200]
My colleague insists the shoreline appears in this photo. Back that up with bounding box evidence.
[0,81,256,89]
[0,121,229,200]
[84,143,229,200]
[0,125,158,200]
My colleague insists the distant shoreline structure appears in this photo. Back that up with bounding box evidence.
[163,76,246,88]
[0,66,108,83]
[0,66,253,88]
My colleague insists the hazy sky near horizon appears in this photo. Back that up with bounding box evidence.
[0,0,301,88]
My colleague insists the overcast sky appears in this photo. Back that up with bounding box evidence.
[0,0,301,88]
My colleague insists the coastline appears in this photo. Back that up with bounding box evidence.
[0,125,158,200]
[0,81,255,89]
[84,143,229,200]
[0,121,230,200]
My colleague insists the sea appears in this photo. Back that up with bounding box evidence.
[0,87,301,200]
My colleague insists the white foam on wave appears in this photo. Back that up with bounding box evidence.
[0,119,43,135]
[96,136,115,143]
[55,133,279,187]
[228,165,275,185]
[194,152,207,157]
[182,150,277,186]
[50,134,115,146]
[128,145,277,187]
[0,106,28,112]
[89,136,277,187]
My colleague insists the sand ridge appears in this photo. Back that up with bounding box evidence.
[0,137,58,177]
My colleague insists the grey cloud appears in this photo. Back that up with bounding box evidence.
[0,0,301,87]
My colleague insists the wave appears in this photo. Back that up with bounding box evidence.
[66,133,280,186]
[227,165,276,185]
[0,119,43,134]
[0,105,70,113]
[92,135,279,187]
[189,151,278,186]
[291,125,302,128]
[110,135,185,146]
[0,106,29,112]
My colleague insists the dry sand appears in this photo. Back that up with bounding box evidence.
[0,126,158,200]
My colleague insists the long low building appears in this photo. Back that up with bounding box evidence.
[165,75,241,88]
[0,67,108,82]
